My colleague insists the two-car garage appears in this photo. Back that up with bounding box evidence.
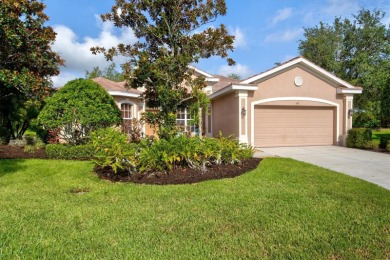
[253,105,335,147]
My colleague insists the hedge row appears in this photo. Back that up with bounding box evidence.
[45,144,94,160]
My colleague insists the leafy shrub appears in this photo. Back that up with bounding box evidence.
[346,128,373,149]
[90,128,138,174]
[38,79,122,145]
[387,143,390,152]
[24,134,36,145]
[379,135,390,149]
[45,144,95,160]
[90,130,254,175]
[23,145,36,154]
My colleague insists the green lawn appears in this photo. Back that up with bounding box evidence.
[0,158,389,259]
[372,128,390,146]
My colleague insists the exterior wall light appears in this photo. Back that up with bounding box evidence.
[241,107,247,116]
[348,109,353,118]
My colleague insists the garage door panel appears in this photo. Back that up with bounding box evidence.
[254,106,334,147]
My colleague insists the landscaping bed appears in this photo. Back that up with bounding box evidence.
[0,145,46,159]
[95,157,261,184]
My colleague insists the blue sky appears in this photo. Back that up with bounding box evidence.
[43,0,390,87]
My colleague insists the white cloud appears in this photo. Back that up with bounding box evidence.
[265,28,303,43]
[51,15,137,87]
[270,8,293,26]
[217,63,253,79]
[323,0,359,16]
[230,27,247,48]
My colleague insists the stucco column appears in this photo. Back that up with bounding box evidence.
[342,95,354,146]
[237,91,248,144]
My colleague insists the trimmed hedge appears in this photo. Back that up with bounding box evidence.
[346,128,373,149]
[379,135,390,149]
[45,144,94,160]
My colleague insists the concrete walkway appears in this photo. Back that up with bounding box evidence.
[254,146,390,190]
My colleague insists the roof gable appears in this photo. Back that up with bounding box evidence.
[241,56,357,89]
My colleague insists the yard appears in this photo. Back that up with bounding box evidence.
[0,158,389,259]
[372,128,390,147]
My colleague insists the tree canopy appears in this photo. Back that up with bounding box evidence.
[38,79,122,144]
[0,0,63,143]
[299,9,390,127]
[91,0,235,138]
[85,63,125,82]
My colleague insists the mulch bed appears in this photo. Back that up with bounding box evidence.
[95,158,262,185]
[0,145,46,159]
[0,144,261,185]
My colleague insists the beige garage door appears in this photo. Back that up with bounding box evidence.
[254,106,334,147]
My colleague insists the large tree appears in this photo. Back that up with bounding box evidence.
[299,9,390,127]
[91,0,235,139]
[0,0,63,143]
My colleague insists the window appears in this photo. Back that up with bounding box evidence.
[121,103,133,134]
[176,108,196,133]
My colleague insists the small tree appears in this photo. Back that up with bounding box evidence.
[38,79,122,144]
[91,0,235,139]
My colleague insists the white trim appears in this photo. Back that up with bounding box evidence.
[108,91,140,98]
[241,57,356,89]
[337,88,363,94]
[208,84,258,99]
[188,65,213,78]
[205,77,220,82]
[250,97,340,147]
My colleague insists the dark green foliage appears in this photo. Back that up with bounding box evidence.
[90,128,254,174]
[346,128,373,149]
[0,0,63,143]
[91,0,235,139]
[38,79,122,144]
[45,144,95,160]
[299,9,390,127]
[379,135,390,149]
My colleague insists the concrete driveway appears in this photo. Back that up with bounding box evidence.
[254,146,390,190]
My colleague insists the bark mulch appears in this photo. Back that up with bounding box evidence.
[0,145,46,159]
[0,144,262,185]
[95,158,262,185]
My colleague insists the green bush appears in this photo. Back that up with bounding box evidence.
[346,128,373,149]
[45,144,95,160]
[38,79,122,144]
[386,143,390,152]
[90,128,138,174]
[379,135,390,149]
[90,130,254,175]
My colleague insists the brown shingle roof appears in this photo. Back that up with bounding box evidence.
[91,77,142,95]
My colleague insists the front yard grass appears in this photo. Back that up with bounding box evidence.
[372,128,390,146]
[0,158,389,259]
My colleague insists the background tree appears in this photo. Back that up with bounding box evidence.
[299,9,390,127]
[85,63,125,82]
[38,79,122,144]
[91,0,235,139]
[227,73,241,80]
[0,0,63,143]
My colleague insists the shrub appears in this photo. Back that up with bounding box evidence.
[23,145,36,154]
[38,79,122,144]
[379,135,390,149]
[45,144,95,160]
[387,143,390,152]
[90,128,138,174]
[346,128,373,149]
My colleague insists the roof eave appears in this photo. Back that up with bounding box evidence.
[107,91,141,98]
[209,84,258,99]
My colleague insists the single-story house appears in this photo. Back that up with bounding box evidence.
[92,56,362,147]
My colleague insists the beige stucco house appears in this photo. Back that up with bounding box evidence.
[93,56,362,147]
